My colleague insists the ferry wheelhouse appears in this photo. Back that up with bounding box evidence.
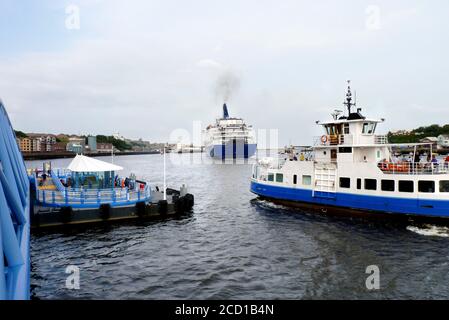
[204,103,257,159]
[251,82,449,220]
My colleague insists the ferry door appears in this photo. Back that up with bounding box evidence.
[331,149,337,161]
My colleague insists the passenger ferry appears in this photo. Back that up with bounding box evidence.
[251,82,449,220]
[31,154,194,228]
[204,103,257,159]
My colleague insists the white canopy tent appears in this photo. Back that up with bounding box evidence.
[67,154,123,172]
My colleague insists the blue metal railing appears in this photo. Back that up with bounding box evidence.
[34,169,151,208]
[36,185,151,208]
[0,100,30,300]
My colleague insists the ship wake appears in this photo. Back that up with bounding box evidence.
[407,225,449,238]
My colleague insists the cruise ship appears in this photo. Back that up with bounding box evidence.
[204,103,257,159]
[251,82,449,220]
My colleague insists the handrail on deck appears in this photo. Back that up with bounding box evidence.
[36,184,151,207]
[0,101,30,300]
[313,134,353,146]
[378,161,448,175]
[313,134,388,146]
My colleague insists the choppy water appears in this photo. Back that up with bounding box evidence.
[29,154,449,299]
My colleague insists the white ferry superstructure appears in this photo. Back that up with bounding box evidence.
[251,82,449,220]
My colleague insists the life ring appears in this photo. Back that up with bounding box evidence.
[321,135,328,144]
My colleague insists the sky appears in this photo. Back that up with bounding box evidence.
[1,0,449,146]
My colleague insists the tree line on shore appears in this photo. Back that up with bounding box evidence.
[388,124,449,144]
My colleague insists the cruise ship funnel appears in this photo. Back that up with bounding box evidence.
[223,103,230,119]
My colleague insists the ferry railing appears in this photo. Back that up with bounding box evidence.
[36,184,151,207]
[313,135,353,146]
[375,135,388,144]
[53,168,71,178]
[338,134,353,145]
[378,161,449,175]
[0,101,30,300]
[253,154,318,181]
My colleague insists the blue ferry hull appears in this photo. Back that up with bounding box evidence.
[208,142,257,159]
[251,181,449,219]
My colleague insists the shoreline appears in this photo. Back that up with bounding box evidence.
[22,150,160,161]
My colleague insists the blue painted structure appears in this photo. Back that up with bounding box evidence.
[250,180,449,218]
[208,142,257,159]
[0,101,30,300]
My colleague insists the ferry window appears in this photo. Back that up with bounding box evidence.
[268,173,274,182]
[362,122,376,135]
[340,177,350,188]
[302,175,312,186]
[364,179,377,190]
[381,180,395,192]
[293,175,297,185]
[339,147,352,153]
[343,123,350,134]
[326,125,337,135]
[418,181,435,193]
[399,181,414,193]
[440,181,449,192]
[276,173,283,183]
[357,178,362,190]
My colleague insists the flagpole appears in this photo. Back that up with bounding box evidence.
[163,146,167,200]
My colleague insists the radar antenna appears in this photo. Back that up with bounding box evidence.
[331,109,343,120]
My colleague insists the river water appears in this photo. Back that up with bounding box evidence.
[28,154,449,299]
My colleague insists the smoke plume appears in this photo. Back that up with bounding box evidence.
[215,70,240,103]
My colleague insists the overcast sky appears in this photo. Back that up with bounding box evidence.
[1,0,448,145]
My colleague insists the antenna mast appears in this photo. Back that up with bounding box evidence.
[344,80,356,116]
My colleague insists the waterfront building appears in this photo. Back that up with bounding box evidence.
[97,143,114,153]
[31,138,42,152]
[87,135,97,152]
[66,142,83,154]
[438,134,449,148]
[419,137,439,149]
[19,137,31,152]
[25,133,57,152]
[53,142,67,152]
